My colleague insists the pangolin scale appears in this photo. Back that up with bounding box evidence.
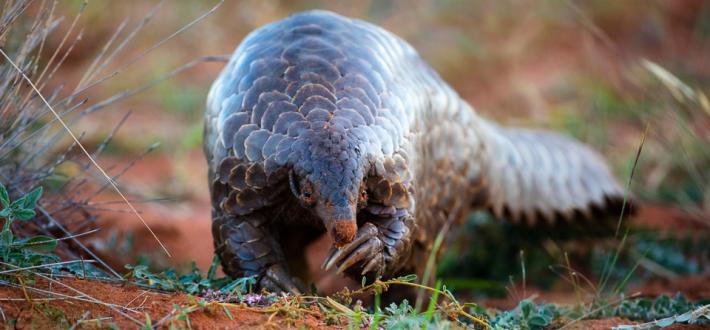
[204,10,625,293]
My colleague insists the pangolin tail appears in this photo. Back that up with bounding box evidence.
[476,119,632,226]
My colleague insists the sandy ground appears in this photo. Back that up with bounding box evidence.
[0,278,337,329]
[1,274,708,329]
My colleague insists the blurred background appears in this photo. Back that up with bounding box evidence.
[30,0,709,301]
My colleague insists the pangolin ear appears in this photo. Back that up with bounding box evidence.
[288,170,300,198]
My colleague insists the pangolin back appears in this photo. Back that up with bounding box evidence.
[204,10,626,291]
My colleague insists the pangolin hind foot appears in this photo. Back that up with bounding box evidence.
[203,10,627,293]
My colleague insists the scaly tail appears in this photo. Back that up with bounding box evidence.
[476,119,628,226]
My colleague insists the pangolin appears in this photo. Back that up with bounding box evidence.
[203,10,626,293]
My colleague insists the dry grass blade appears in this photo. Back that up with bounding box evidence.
[74,17,128,91]
[18,228,100,245]
[0,1,33,40]
[32,273,143,324]
[88,143,159,199]
[615,123,648,237]
[33,1,85,89]
[0,260,94,275]
[84,54,229,115]
[37,205,122,278]
[118,0,223,70]
[65,0,224,107]
[0,48,173,258]
[69,311,91,330]
[64,1,164,101]
[597,123,649,296]
[326,296,355,315]
[642,60,698,105]
[415,200,461,311]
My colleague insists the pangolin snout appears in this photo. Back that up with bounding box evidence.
[329,220,357,247]
[315,202,358,247]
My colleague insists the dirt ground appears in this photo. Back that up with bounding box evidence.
[0,278,337,329]
[1,274,708,329]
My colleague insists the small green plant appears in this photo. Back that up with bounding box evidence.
[173,303,194,329]
[490,299,566,330]
[604,294,702,322]
[142,313,152,330]
[382,300,428,328]
[0,182,60,279]
[125,255,256,295]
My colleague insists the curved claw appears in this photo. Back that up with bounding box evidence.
[321,246,339,271]
[322,223,378,271]
[322,223,386,276]
[361,254,384,276]
[336,238,382,274]
[259,264,304,294]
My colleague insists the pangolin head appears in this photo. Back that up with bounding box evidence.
[288,125,367,247]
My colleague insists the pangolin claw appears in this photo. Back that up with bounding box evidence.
[322,223,378,271]
[336,238,382,275]
[259,264,305,294]
[323,223,386,276]
[361,254,384,276]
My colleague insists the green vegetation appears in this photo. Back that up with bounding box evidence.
[0,182,57,279]
[125,256,256,295]
[0,182,107,282]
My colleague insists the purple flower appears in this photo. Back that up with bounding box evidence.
[243,293,265,306]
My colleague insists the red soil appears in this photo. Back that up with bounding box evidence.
[2,277,706,329]
[0,277,337,329]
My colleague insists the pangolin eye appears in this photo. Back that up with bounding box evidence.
[301,182,316,205]
[302,183,314,198]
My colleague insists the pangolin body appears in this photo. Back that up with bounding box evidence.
[204,10,625,292]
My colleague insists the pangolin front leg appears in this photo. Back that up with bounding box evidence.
[212,211,305,294]
[322,208,415,280]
